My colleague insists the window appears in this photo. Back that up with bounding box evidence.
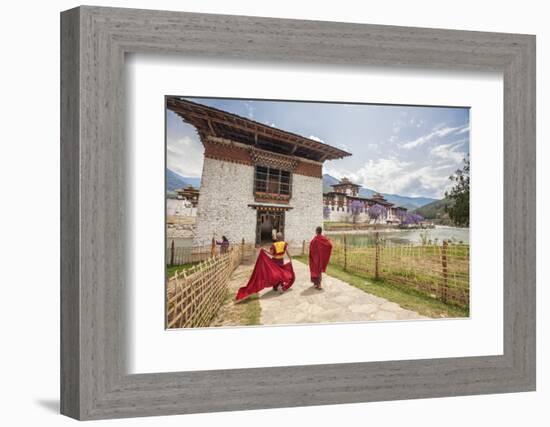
[254,166,292,198]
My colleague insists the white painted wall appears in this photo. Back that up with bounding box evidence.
[193,157,257,246]
[285,174,324,248]
[325,208,371,223]
[324,205,395,223]
[166,199,197,217]
[195,158,324,248]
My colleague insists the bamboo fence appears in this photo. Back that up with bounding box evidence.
[303,234,469,307]
[166,242,255,328]
[167,240,249,266]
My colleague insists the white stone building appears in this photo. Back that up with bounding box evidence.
[166,185,199,217]
[323,177,407,224]
[166,199,197,217]
[167,97,351,248]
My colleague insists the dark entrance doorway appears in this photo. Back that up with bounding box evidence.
[256,210,285,246]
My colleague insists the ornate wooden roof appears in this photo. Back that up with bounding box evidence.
[331,177,361,188]
[324,192,395,207]
[167,97,352,162]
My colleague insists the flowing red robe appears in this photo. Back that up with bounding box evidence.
[309,235,333,281]
[236,250,295,301]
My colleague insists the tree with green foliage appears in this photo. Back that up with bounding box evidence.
[445,155,470,227]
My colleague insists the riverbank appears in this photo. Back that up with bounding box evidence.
[326,227,431,235]
[324,221,435,232]
[327,225,470,246]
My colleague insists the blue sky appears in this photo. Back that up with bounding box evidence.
[166,98,469,199]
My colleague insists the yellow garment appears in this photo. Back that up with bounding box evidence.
[272,241,286,259]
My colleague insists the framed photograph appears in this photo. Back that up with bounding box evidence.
[164,96,471,330]
[61,6,536,420]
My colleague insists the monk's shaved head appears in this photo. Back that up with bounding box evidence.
[316,226,322,235]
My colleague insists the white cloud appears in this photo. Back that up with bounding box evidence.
[326,157,455,198]
[406,117,424,128]
[308,135,325,143]
[430,140,468,164]
[401,123,468,149]
[167,136,204,178]
[456,125,470,134]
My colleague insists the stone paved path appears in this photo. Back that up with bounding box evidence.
[257,259,428,325]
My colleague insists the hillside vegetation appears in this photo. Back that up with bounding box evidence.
[412,198,454,224]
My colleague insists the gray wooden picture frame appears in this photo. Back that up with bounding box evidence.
[60,5,536,421]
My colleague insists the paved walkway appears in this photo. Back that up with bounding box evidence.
[231,258,427,326]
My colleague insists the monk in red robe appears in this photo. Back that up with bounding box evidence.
[267,232,292,291]
[235,233,295,301]
[309,226,333,290]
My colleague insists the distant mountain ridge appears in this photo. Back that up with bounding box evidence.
[167,169,437,210]
[166,169,201,192]
[322,174,437,210]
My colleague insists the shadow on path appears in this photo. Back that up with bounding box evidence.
[300,287,323,296]
[260,288,294,300]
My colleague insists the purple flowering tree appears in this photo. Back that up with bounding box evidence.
[402,213,424,226]
[395,208,407,224]
[368,204,388,225]
[401,213,413,226]
[350,200,363,224]
[323,205,331,220]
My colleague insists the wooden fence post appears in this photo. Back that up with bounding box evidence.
[241,238,245,263]
[302,240,306,256]
[170,239,175,267]
[441,240,448,303]
[343,234,348,271]
[211,238,216,258]
[375,232,380,280]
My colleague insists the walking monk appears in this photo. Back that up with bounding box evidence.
[235,232,295,301]
[309,226,333,290]
[268,232,291,267]
[266,232,291,292]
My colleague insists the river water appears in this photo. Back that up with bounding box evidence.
[328,226,469,247]
[168,226,469,249]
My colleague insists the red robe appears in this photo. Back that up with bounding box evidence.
[236,250,295,301]
[309,235,333,281]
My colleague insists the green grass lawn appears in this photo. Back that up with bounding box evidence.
[212,289,261,327]
[323,221,353,227]
[293,255,469,318]
[329,243,470,304]
[166,262,200,278]
[237,293,261,326]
